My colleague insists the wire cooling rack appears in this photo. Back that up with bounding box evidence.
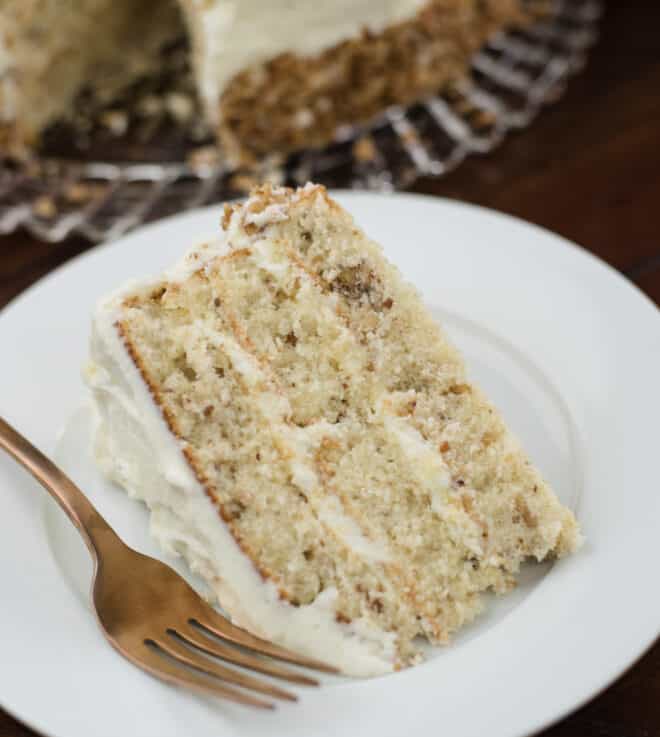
[0,0,602,244]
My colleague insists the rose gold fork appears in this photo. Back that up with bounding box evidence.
[0,415,338,709]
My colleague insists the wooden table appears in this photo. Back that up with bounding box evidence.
[1,2,658,735]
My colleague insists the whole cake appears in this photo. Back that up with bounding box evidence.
[1,0,530,161]
[85,183,581,676]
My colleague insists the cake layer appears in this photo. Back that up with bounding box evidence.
[87,183,581,675]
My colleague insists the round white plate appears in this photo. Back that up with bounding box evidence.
[1,192,659,737]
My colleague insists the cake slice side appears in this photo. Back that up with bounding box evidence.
[221,184,582,572]
[201,225,513,642]
[87,183,581,676]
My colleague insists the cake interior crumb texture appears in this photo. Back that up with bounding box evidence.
[86,183,581,675]
[0,0,181,155]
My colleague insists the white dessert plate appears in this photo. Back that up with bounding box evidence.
[1,192,659,737]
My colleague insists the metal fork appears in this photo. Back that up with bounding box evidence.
[0,416,338,708]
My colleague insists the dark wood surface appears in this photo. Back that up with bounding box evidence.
[1,2,659,735]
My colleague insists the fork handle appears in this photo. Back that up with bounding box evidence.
[0,415,120,561]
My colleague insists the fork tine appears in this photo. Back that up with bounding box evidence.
[191,612,340,674]
[135,640,274,709]
[158,634,297,702]
[176,623,320,686]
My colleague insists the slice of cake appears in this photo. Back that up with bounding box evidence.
[179,0,530,162]
[85,183,581,676]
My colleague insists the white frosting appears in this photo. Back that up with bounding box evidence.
[165,235,231,282]
[244,202,289,229]
[384,414,453,500]
[316,495,393,564]
[182,0,427,121]
[249,238,290,277]
[92,236,232,316]
[85,288,398,676]
[383,414,484,557]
